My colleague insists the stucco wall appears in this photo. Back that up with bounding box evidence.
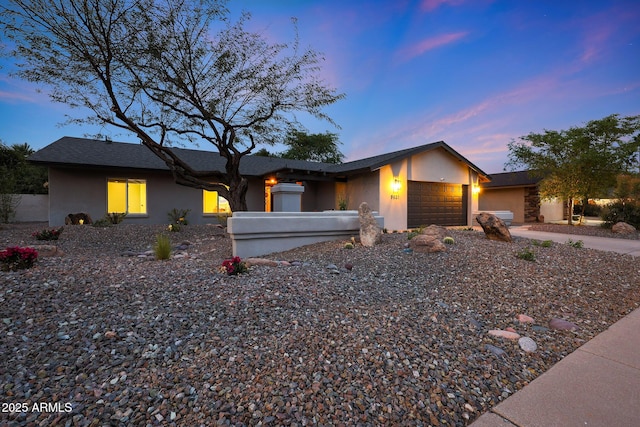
[540,198,564,222]
[48,167,265,226]
[479,187,525,223]
[377,148,477,230]
[345,172,380,212]
[10,194,49,222]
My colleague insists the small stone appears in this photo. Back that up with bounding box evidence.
[344,263,353,271]
[516,314,535,323]
[549,318,580,331]
[485,344,506,357]
[104,331,117,339]
[518,337,537,352]
[488,329,520,340]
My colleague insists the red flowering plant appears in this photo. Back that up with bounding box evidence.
[0,247,38,272]
[221,256,248,276]
[32,227,64,241]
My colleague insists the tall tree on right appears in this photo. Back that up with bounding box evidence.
[506,114,640,224]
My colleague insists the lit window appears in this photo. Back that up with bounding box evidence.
[203,190,231,214]
[107,179,146,215]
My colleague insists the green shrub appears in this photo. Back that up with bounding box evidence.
[106,212,126,224]
[32,227,63,241]
[221,256,247,275]
[532,239,553,247]
[566,239,584,248]
[443,236,455,245]
[344,242,354,249]
[168,208,190,225]
[153,234,172,260]
[516,247,535,261]
[600,200,640,229]
[92,217,111,227]
[167,223,181,232]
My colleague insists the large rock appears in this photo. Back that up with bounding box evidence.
[409,234,447,253]
[476,212,512,242]
[65,212,93,225]
[612,221,636,235]
[30,245,64,257]
[358,202,382,247]
[420,224,449,240]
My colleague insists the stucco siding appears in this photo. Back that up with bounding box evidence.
[345,173,379,212]
[48,167,265,226]
[408,147,469,183]
[479,187,525,223]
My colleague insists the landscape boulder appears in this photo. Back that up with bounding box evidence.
[420,224,450,240]
[30,245,64,257]
[611,221,636,235]
[476,212,512,242]
[358,202,382,247]
[65,212,93,225]
[409,233,447,253]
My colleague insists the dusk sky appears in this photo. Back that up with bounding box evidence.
[1,0,639,174]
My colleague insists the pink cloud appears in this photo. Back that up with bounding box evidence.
[397,31,468,61]
[420,0,468,12]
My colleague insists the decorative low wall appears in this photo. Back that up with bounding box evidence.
[473,210,514,227]
[227,211,384,258]
[11,194,49,222]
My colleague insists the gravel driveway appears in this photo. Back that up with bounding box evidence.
[1,223,639,426]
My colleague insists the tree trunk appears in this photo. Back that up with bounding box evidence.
[567,197,574,225]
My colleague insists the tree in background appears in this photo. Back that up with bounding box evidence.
[506,114,640,224]
[1,0,344,211]
[254,130,344,163]
[280,130,344,164]
[0,142,48,194]
[0,141,48,222]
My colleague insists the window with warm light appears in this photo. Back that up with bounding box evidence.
[203,190,231,214]
[107,179,146,214]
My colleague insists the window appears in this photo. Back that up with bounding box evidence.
[203,190,231,214]
[107,179,147,215]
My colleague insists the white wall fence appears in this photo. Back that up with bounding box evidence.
[6,194,48,222]
[228,211,384,258]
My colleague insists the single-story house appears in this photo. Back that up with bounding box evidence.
[28,137,491,230]
[479,170,564,224]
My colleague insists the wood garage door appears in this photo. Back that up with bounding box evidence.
[407,181,468,228]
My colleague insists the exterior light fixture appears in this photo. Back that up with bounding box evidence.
[391,177,401,200]
[472,184,481,195]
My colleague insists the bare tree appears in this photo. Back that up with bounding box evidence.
[1,0,344,210]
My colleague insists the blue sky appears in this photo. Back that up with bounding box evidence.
[1,0,639,173]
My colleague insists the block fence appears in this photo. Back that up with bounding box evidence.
[227,211,384,258]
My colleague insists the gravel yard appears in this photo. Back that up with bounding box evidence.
[1,222,639,426]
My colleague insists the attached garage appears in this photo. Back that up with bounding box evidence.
[407,181,468,227]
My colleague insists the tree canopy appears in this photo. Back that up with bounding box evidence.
[0,0,344,211]
[253,130,344,163]
[506,114,640,223]
[0,142,48,194]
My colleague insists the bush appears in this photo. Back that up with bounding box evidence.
[600,200,640,229]
[221,256,247,275]
[0,246,38,271]
[168,208,190,225]
[153,234,172,260]
[573,203,602,217]
[106,212,126,224]
[516,247,535,261]
[443,236,455,245]
[566,239,584,248]
[532,239,553,248]
[32,227,63,241]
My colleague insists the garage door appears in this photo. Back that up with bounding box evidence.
[407,181,468,228]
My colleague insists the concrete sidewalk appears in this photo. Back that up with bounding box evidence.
[471,307,640,427]
[509,226,640,257]
[470,227,640,427]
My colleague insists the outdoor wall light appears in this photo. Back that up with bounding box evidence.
[472,184,481,195]
[391,177,401,199]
